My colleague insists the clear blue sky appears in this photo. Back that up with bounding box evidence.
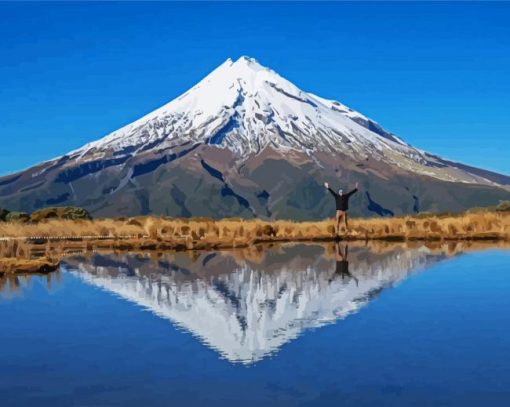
[1,1,509,176]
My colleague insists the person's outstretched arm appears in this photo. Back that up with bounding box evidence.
[324,182,338,197]
[346,182,359,197]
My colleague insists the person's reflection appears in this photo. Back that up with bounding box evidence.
[329,242,358,286]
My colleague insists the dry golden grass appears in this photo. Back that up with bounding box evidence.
[2,210,509,276]
[0,238,69,275]
[352,210,510,241]
[0,210,509,256]
[0,257,59,274]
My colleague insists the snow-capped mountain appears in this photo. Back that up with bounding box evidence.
[79,57,408,161]
[68,56,502,183]
[1,56,509,218]
[63,243,446,364]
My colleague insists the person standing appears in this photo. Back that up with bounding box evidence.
[324,181,359,236]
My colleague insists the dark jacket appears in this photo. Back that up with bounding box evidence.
[328,188,358,211]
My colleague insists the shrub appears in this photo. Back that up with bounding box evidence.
[126,218,143,226]
[496,201,510,212]
[0,208,10,221]
[405,220,416,229]
[198,227,206,238]
[429,221,442,233]
[262,224,277,237]
[31,206,91,222]
[448,224,458,235]
[5,211,30,223]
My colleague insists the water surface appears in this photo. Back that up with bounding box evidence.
[1,242,509,406]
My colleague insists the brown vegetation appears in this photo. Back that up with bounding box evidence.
[0,206,91,223]
[0,257,59,275]
[0,209,509,253]
[1,205,509,277]
[0,239,61,275]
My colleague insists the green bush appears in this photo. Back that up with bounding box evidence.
[5,211,30,223]
[0,208,10,221]
[30,206,92,222]
[496,201,510,212]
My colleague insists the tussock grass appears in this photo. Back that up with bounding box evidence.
[0,239,60,275]
[0,210,509,249]
[2,210,509,276]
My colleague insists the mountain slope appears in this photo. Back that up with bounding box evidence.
[1,56,509,219]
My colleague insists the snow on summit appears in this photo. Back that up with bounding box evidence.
[79,56,413,159]
[70,56,497,185]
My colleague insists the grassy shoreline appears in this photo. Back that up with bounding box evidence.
[1,209,509,243]
[1,209,509,274]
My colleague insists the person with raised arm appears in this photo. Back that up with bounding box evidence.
[324,181,359,237]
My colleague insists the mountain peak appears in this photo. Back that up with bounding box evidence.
[210,55,275,84]
[59,57,509,191]
[223,55,263,68]
[75,56,419,160]
[234,55,259,65]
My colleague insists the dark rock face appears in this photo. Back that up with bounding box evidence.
[1,144,509,220]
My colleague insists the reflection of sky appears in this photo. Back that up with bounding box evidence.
[2,247,510,406]
[63,244,444,364]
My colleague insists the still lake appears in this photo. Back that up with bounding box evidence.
[1,242,509,406]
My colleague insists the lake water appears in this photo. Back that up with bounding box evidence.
[1,242,509,406]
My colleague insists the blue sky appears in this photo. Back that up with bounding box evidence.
[1,1,509,175]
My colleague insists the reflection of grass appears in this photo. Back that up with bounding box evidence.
[0,239,60,275]
[1,211,509,276]
[3,240,505,295]
[0,257,59,275]
[0,210,509,261]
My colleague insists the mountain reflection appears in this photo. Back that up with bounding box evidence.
[61,242,449,364]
